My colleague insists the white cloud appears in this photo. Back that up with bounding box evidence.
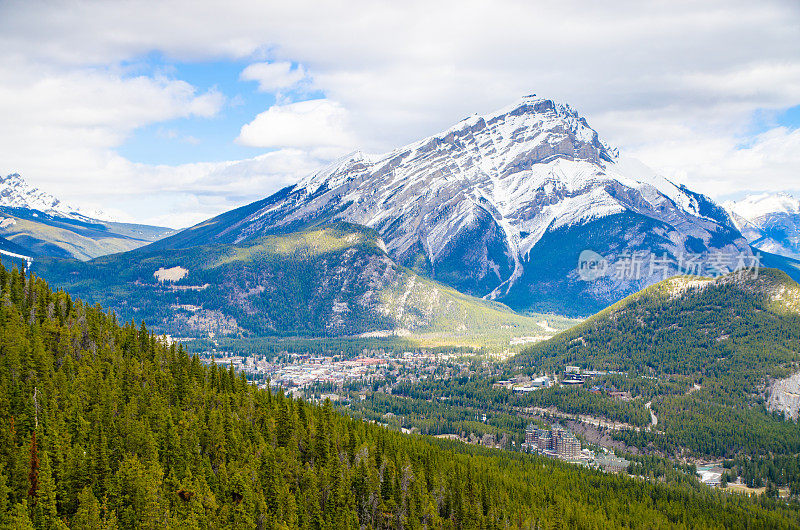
[0,0,799,225]
[643,126,800,197]
[62,148,332,228]
[0,61,225,197]
[237,99,356,151]
[130,148,333,227]
[240,61,307,92]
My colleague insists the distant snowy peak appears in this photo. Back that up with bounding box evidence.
[724,193,800,221]
[0,173,109,221]
[0,173,62,211]
[724,193,800,260]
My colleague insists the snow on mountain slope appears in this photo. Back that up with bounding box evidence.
[724,193,800,260]
[0,173,108,220]
[0,173,176,260]
[152,95,751,315]
[726,193,800,219]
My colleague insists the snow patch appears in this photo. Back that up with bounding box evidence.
[725,193,800,221]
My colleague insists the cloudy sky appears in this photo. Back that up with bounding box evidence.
[0,0,798,228]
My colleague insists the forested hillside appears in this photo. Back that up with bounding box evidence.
[33,223,572,346]
[1,265,798,528]
[516,269,800,458]
[337,271,800,490]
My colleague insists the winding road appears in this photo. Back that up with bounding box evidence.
[645,401,658,428]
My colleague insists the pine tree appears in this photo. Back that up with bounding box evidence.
[73,486,102,530]
[0,468,11,526]
[27,432,39,498]
[10,499,36,529]
[34,450,59,528]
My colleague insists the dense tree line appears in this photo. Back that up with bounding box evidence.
[512,386,651,427]
[624,454,699,487]
[183,337,481,361]
[2,265,800,527]
[722,455,800,490]
[382,374,651,432]
[346,391,526,443]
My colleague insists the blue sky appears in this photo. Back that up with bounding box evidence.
[777,105,800,129]
[0,0,798,228]
[117,55,325,166]
[119,54,800,170]
[746,105,800,138]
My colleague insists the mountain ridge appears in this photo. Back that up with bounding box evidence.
[0,172,176,260]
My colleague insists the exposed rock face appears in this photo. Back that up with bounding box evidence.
[768,372,800,421]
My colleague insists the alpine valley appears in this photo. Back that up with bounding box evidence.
[2,265,797,528]
[4,95,800,527]
[7,0,800,524]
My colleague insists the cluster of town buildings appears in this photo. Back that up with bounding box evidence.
[265,355,392,389]
[494,374,554,393]
[198,348,475,394]
[493,365,630,394]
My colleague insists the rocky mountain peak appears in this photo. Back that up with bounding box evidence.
[0,172,110,221]
[150,96,752,315]
[429,94,618,166]
[299,95,619,200]
[0,172,64,212]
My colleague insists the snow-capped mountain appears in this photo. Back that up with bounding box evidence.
[0,173,108,220]
[724,193,800,260]
[0,172,175,260]
[151,95,751,315]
